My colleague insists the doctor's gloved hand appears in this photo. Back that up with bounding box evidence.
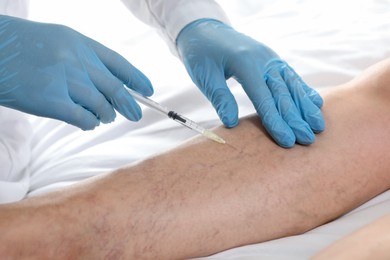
[0,15,153,130]
[176,19,325,148]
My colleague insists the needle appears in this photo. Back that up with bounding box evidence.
[127,89,226,144]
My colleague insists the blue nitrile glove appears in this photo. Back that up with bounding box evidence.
[176,19,325,148]
[0,15,153,130]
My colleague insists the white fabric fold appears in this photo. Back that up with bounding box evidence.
[0,107,32,203]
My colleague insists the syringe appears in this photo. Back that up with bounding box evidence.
[127,89,226,144]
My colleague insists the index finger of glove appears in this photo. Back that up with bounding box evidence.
[239,70,296,148]
[193,63,239,128]
[89,40,153,96]
[281,64,325,133]
[282,64,324,108]
[87,64,142,122]
[266,69,315,145]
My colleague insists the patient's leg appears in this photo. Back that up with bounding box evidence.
[312,213,390,259]
[1,59,390,259]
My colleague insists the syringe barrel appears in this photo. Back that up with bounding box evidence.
[168,111,205,134]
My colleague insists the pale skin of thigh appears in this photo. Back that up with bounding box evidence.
[1,59,390,259]
[312,214,390,259]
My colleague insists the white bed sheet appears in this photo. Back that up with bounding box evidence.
[26,0,390,258]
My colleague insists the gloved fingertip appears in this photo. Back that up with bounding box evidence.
[128,107,142,122]
[111,112,117,122]
[79,119,99,131]
[306,109,325,133]
[99,109,116,124]
[302,84,324,109]
[261,112,296,148]
[134,72,154,97]
[101,111,117,124]
[114,96,142,122]
[297,131,316,145]
[277,135,296,148]
[291,122,316,145]
[312,118,325,134]
[222,117,239,128]
[269,126,296,148]
[143,82,154,97]
[219,108,239,128]
[109,111,117,123]
[212,91,239,128]
[311,94,324,108]
[69,107,100,131]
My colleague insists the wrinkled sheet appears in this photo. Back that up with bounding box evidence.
[26,0,390,258]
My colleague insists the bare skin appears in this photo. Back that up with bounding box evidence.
[1,59,390,259]
[312,214,390,259]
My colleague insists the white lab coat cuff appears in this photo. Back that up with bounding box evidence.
[121,0,230,56]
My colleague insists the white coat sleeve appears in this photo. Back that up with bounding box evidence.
[0,107,32,203]
[0,0,30,18]
[120,0,230,55]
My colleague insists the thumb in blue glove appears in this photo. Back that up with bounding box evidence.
[0,15,153,130]
[176,19,325,148]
